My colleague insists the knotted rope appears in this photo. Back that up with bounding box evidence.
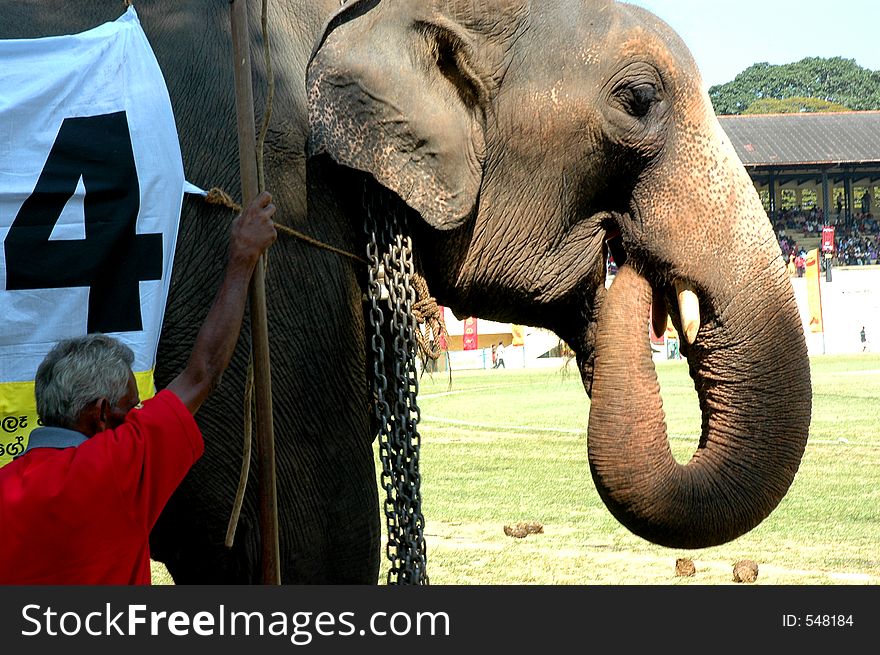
[411,274,447,360]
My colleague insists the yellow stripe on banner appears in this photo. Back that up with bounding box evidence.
[134,369,157,404]
[805,248,824,334]
[0,380,38,465]
[0,369,156,467]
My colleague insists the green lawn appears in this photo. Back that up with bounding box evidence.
[154,353,880,585]
[397,354,880,585]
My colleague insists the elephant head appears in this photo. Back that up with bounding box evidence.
[307,0,811,548]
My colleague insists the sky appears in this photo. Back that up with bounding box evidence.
[622,0,880,89]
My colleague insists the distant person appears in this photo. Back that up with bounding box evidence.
[861,326,868,352]
[495,342,506,369]
[861,190,871,216]
[425,341,438,373]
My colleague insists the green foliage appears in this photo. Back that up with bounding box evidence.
[744,96,851,114]
[709,56,880,115]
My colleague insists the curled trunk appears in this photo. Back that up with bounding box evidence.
[587,265,811,549]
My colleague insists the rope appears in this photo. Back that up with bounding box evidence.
[205,181,449,363]
[207,1,447,547]
[211,173,451,546]
[411,274,447,360]
[205,187,368,266]
[225,356,254,547]
[276,224,369,265]
[206,187,242,212]
[204,181,448,361]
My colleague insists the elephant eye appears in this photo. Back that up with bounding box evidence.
[617,82,658,118]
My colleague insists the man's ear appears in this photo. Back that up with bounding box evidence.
[96,398,111,428]
[75,399,109,437]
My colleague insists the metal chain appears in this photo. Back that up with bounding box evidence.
[364,186,429,585]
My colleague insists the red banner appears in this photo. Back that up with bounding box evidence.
[462,317,478,350]
[821,226,835,253]
[437,306,448,350]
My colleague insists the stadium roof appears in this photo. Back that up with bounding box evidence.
[717,111,880,168]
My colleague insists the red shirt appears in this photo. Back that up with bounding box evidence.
[0,389,203,585]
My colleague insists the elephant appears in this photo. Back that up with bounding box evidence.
[3,0,811,582]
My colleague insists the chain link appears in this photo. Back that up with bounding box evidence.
[364,186,429,585]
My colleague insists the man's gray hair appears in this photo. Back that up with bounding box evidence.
[35,334,135,429]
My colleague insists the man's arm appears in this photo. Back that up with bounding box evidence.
[166,191,277,414]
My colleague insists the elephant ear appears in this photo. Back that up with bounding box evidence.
[308,0,378,65]
[307,0,525,229]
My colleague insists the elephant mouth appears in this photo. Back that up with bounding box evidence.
[577,217,710,398]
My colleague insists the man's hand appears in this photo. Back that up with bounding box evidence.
[167,192,278,414]
[229,191,277,269]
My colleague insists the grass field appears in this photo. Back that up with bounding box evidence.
[153,353,880,585]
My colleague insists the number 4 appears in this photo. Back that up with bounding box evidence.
[4,111,162,333]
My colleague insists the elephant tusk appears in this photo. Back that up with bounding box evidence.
[675,279,700,345]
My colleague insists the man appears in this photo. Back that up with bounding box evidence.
[795,252,806,278]
[495,341,506,369]
[0,192,276,584]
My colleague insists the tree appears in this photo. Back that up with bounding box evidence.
[709,57,880,115]
[743,96,851,114]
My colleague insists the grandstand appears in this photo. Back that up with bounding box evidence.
[719,111,880,222]
[719,112,880,267]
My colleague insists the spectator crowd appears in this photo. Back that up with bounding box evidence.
[773,200,879,272]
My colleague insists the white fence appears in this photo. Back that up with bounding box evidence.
[791,265,880,355]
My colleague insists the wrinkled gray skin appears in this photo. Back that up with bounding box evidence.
[5,0,378,583]
[5,0,810,583]
[308,0,811,550]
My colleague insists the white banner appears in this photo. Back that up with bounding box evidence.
[0,7,185,463]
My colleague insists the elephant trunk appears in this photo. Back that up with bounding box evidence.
[586,258,811,548]
[584,84,813,549]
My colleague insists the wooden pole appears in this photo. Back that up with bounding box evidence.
[229,0,280,585]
